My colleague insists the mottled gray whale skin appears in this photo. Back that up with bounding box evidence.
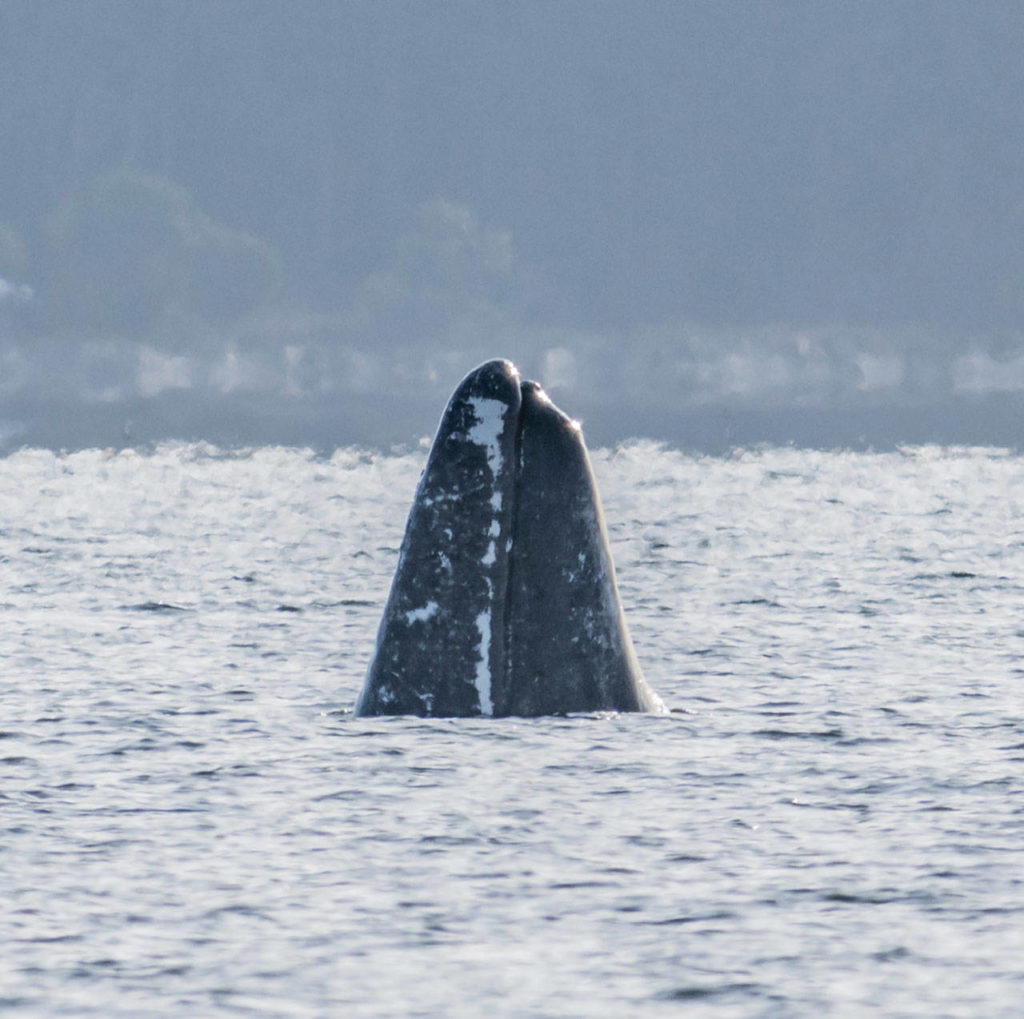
[355,359,663,717]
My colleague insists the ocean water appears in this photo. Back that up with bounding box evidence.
[2,441,1024,1017]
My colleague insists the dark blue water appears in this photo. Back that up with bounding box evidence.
[3,444,1023,1016]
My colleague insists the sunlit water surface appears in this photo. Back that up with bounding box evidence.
[2,442,1024,1017]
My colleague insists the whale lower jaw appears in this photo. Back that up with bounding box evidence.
[356,359,663,718]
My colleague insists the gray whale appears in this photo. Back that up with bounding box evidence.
[355,359,663,717]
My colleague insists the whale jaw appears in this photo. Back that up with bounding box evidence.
[356,359,662,718]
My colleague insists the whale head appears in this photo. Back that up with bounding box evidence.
[355,359,663,717]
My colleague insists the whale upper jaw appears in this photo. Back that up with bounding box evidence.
[355,359,664,718]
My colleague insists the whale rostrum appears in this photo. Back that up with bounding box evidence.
[355,359,664,717]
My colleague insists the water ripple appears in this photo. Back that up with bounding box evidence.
[2,443,1024,1015]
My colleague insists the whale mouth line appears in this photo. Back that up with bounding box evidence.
[499,384,529,714]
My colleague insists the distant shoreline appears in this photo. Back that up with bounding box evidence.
[3,389,1021,456]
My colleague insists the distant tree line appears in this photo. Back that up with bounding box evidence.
[0,168,283,344]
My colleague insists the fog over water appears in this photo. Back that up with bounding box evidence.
[2,1,1024,450]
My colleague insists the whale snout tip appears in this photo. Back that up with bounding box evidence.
[460,359,522,404]
[520,379,553,404]
[520,378,580,430]
[479,358,520,381]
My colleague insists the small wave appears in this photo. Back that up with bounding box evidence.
[644,910,735,926]
[313,598,377,608]
[821,890,905,905]
[123,601,191,613]
[660,982,761,1002]
[755,727,845,741]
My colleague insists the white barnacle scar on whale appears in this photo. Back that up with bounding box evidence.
[355,358,664,718]
[404,601,439,625]
[465,394,508,715]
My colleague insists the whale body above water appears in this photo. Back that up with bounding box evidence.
[355,358,664,717]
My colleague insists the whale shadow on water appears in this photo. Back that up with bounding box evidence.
[355,358,665,718]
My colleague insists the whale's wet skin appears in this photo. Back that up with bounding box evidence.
[356,359,662,717]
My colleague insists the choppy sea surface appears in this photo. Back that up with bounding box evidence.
[3,441,1024,1017]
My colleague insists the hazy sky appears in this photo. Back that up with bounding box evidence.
[2,1,1024,449]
